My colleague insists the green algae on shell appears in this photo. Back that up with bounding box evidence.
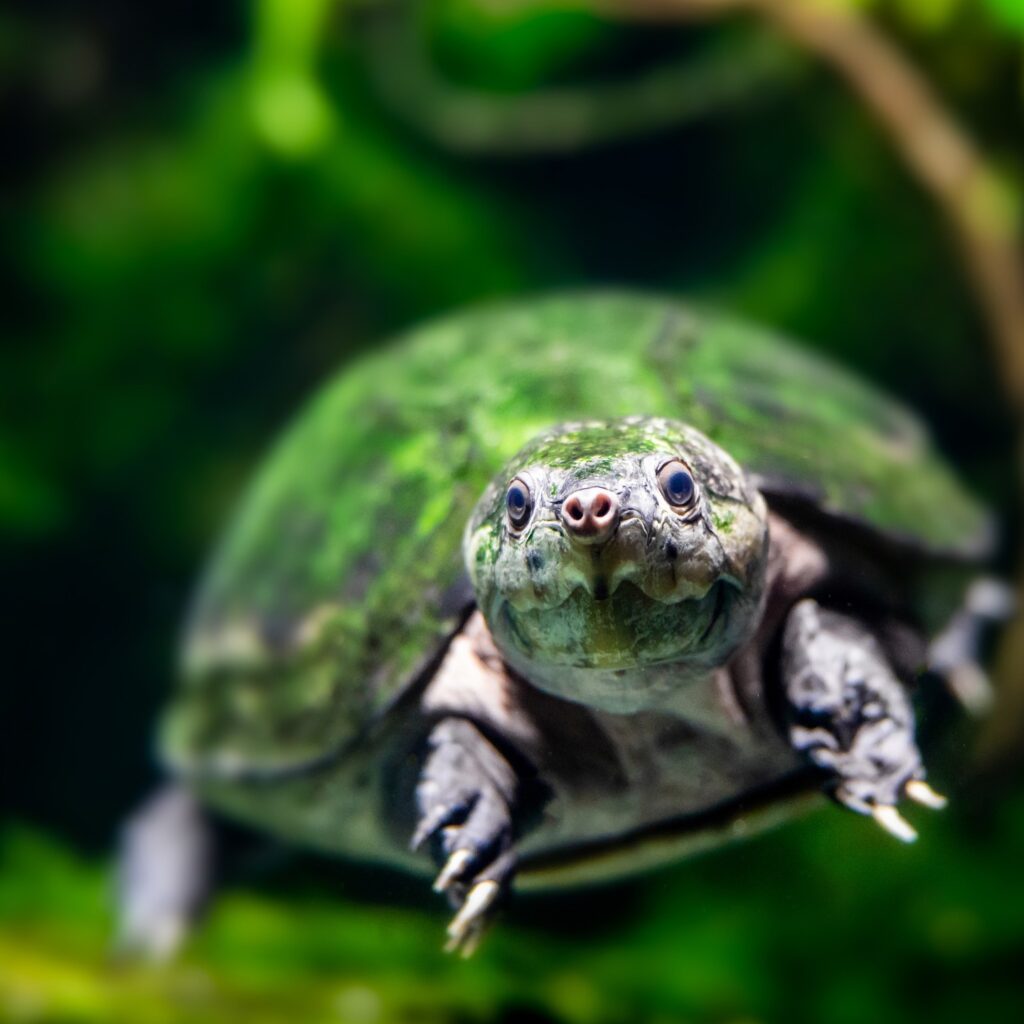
[161,292,990,780]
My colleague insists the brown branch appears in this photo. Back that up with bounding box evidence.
[575,0,1024,418]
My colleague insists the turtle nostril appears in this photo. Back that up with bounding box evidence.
[564,496,584,522]
[561,488,620,540]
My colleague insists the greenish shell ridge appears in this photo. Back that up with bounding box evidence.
[162,292,990,776]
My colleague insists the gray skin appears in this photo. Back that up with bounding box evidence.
[119,417,992,956]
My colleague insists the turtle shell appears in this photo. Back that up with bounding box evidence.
[162,292,989,780]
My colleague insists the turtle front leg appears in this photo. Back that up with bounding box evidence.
[412,717,525,955]
[781,598,946,843]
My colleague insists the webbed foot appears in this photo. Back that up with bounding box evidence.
[412,717,521,955]
[782,599,947,844]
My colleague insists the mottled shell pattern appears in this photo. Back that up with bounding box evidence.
[161,294,988,779]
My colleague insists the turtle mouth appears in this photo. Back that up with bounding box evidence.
[566,575,737,654]
[568,574,733,620]
[555,512,691,604]
[501,547,728,613]
[566,556,724,606]
[494,577,737,673]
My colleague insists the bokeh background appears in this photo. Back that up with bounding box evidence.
[3,1,1024,1021]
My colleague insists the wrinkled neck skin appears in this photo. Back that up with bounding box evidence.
[465,418,770,716]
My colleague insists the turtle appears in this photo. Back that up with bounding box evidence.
[118,292,1008,957]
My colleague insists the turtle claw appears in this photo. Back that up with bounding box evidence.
[428,811,518,954]
[837,776,946,843]
[445,880,501,955]
[905,779,947,810]
[871,804,918,844]
[433,848,474,893]
[413,718,524,953]
[442,850,517,956]
[447,927,484,959]
[782,601,952,845]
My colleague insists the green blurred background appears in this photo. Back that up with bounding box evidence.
[3,1,1024,1021]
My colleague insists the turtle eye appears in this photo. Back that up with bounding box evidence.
[506,478,533,530]
[657,460,697,510]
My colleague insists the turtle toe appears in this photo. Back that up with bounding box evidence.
[413,717,524,952]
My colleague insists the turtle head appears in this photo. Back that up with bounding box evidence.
[464,417,769,712]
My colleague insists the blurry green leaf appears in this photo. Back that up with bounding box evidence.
[249,73,335,156]
[4,787,1024,1024]
[984,0,1024,32]
[253,0,335,67]
[249,0,337,155]
[359,13,800,155]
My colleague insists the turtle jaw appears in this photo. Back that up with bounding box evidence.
[486,577,750,712]
[491,577,741,671]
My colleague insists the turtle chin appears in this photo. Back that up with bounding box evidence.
[487,577,755,713]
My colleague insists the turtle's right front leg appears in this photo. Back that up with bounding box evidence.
[412,717,526,955]
[781,599,947,842]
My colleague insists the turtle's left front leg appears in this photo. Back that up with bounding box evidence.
[781,598,947,842]
[412,716,526,955]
